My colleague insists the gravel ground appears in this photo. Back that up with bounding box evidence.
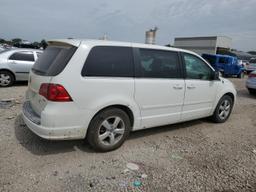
[0,79,256,192]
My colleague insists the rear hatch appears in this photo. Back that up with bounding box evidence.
[26,40,78,116]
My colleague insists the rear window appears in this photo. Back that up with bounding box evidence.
[218,57,229,64]
[81,46,134,77]
[32,45,77,76]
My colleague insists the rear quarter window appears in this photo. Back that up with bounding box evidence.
[81,46,134,77]
[218,57,229,64]
[32,45,77,76]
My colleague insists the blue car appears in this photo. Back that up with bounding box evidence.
[202,54,245,78]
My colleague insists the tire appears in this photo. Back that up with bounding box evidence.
[238,72,244,78]
[211,95,234,123]
[0,70,15,87]
[248,88,256,95]
[87,108,131,152]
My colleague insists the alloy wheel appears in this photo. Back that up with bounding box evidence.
[218,99,231,120]
[0,73,11,86]
[98,116,125,146]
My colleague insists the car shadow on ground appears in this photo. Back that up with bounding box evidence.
[14,115,94,155]
[0,81,28,88]
[13,81,28,86]
[14,114,206,156]
[128,120,204,141]
[237,89,256,99]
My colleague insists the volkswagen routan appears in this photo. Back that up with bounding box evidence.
[22,39,236,151]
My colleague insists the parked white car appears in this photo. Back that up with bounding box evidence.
[246,58,256,74]
[246,70,256,94]
[22,39,236,151]
[0,48,43,86]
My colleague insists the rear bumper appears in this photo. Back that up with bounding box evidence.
[246,79,256,90]
[246,70,256,73]
[22,101,86,140]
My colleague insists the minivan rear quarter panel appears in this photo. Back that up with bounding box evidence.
[49,43,141,135]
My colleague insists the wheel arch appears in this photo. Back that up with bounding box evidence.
[89,104,135,128]
[223,92,235,103]
[211,90,236,115]
[0,69,16,81]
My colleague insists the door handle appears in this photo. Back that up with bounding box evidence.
[187,85,195,89]
[173,85,183,90]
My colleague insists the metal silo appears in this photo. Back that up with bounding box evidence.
[145,27,158,44]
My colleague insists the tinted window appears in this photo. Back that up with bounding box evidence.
[202,55,216,65]
[32,46,77,76]
[137,48,180,78]
[9,51,34,61]
[219,57,229,64]
[183,53,212,80]
[82,46,133,77]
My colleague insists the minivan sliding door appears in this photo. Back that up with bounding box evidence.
[133,48,185,129]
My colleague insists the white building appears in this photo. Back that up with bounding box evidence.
[174,36,232,55]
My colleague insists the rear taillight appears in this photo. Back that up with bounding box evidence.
[249,73,256,78]
[39,83,73,102]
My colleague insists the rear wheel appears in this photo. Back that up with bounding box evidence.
[0,71,15,87]
[248,88,256,95]
[87,108,131,152]
[211,95,233,123]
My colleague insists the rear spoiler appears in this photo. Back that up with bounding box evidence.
[47,39,81,47]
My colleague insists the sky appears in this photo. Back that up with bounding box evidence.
[0,0,256,51]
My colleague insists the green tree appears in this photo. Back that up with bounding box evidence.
[40,39,48,49]
[248,51,256,55]
[32,41,40,49]
[11,38,22,44]
[0,38,6,44]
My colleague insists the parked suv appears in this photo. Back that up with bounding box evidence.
[0,48,43,86]
[22,39,236,151]
[202,54,245,78]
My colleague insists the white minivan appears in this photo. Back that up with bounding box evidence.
[22,39,236,151]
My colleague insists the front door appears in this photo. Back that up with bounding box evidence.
[181,53,219,121]
[134,48,185,129]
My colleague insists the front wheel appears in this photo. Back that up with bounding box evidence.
[86,108,131,152]
[211,95,234,123]
[248,88,256,95]
[0,71,15,87]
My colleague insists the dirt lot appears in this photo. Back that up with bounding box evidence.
[0,78,256,192]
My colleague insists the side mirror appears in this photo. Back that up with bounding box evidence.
[211,71,219,80]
